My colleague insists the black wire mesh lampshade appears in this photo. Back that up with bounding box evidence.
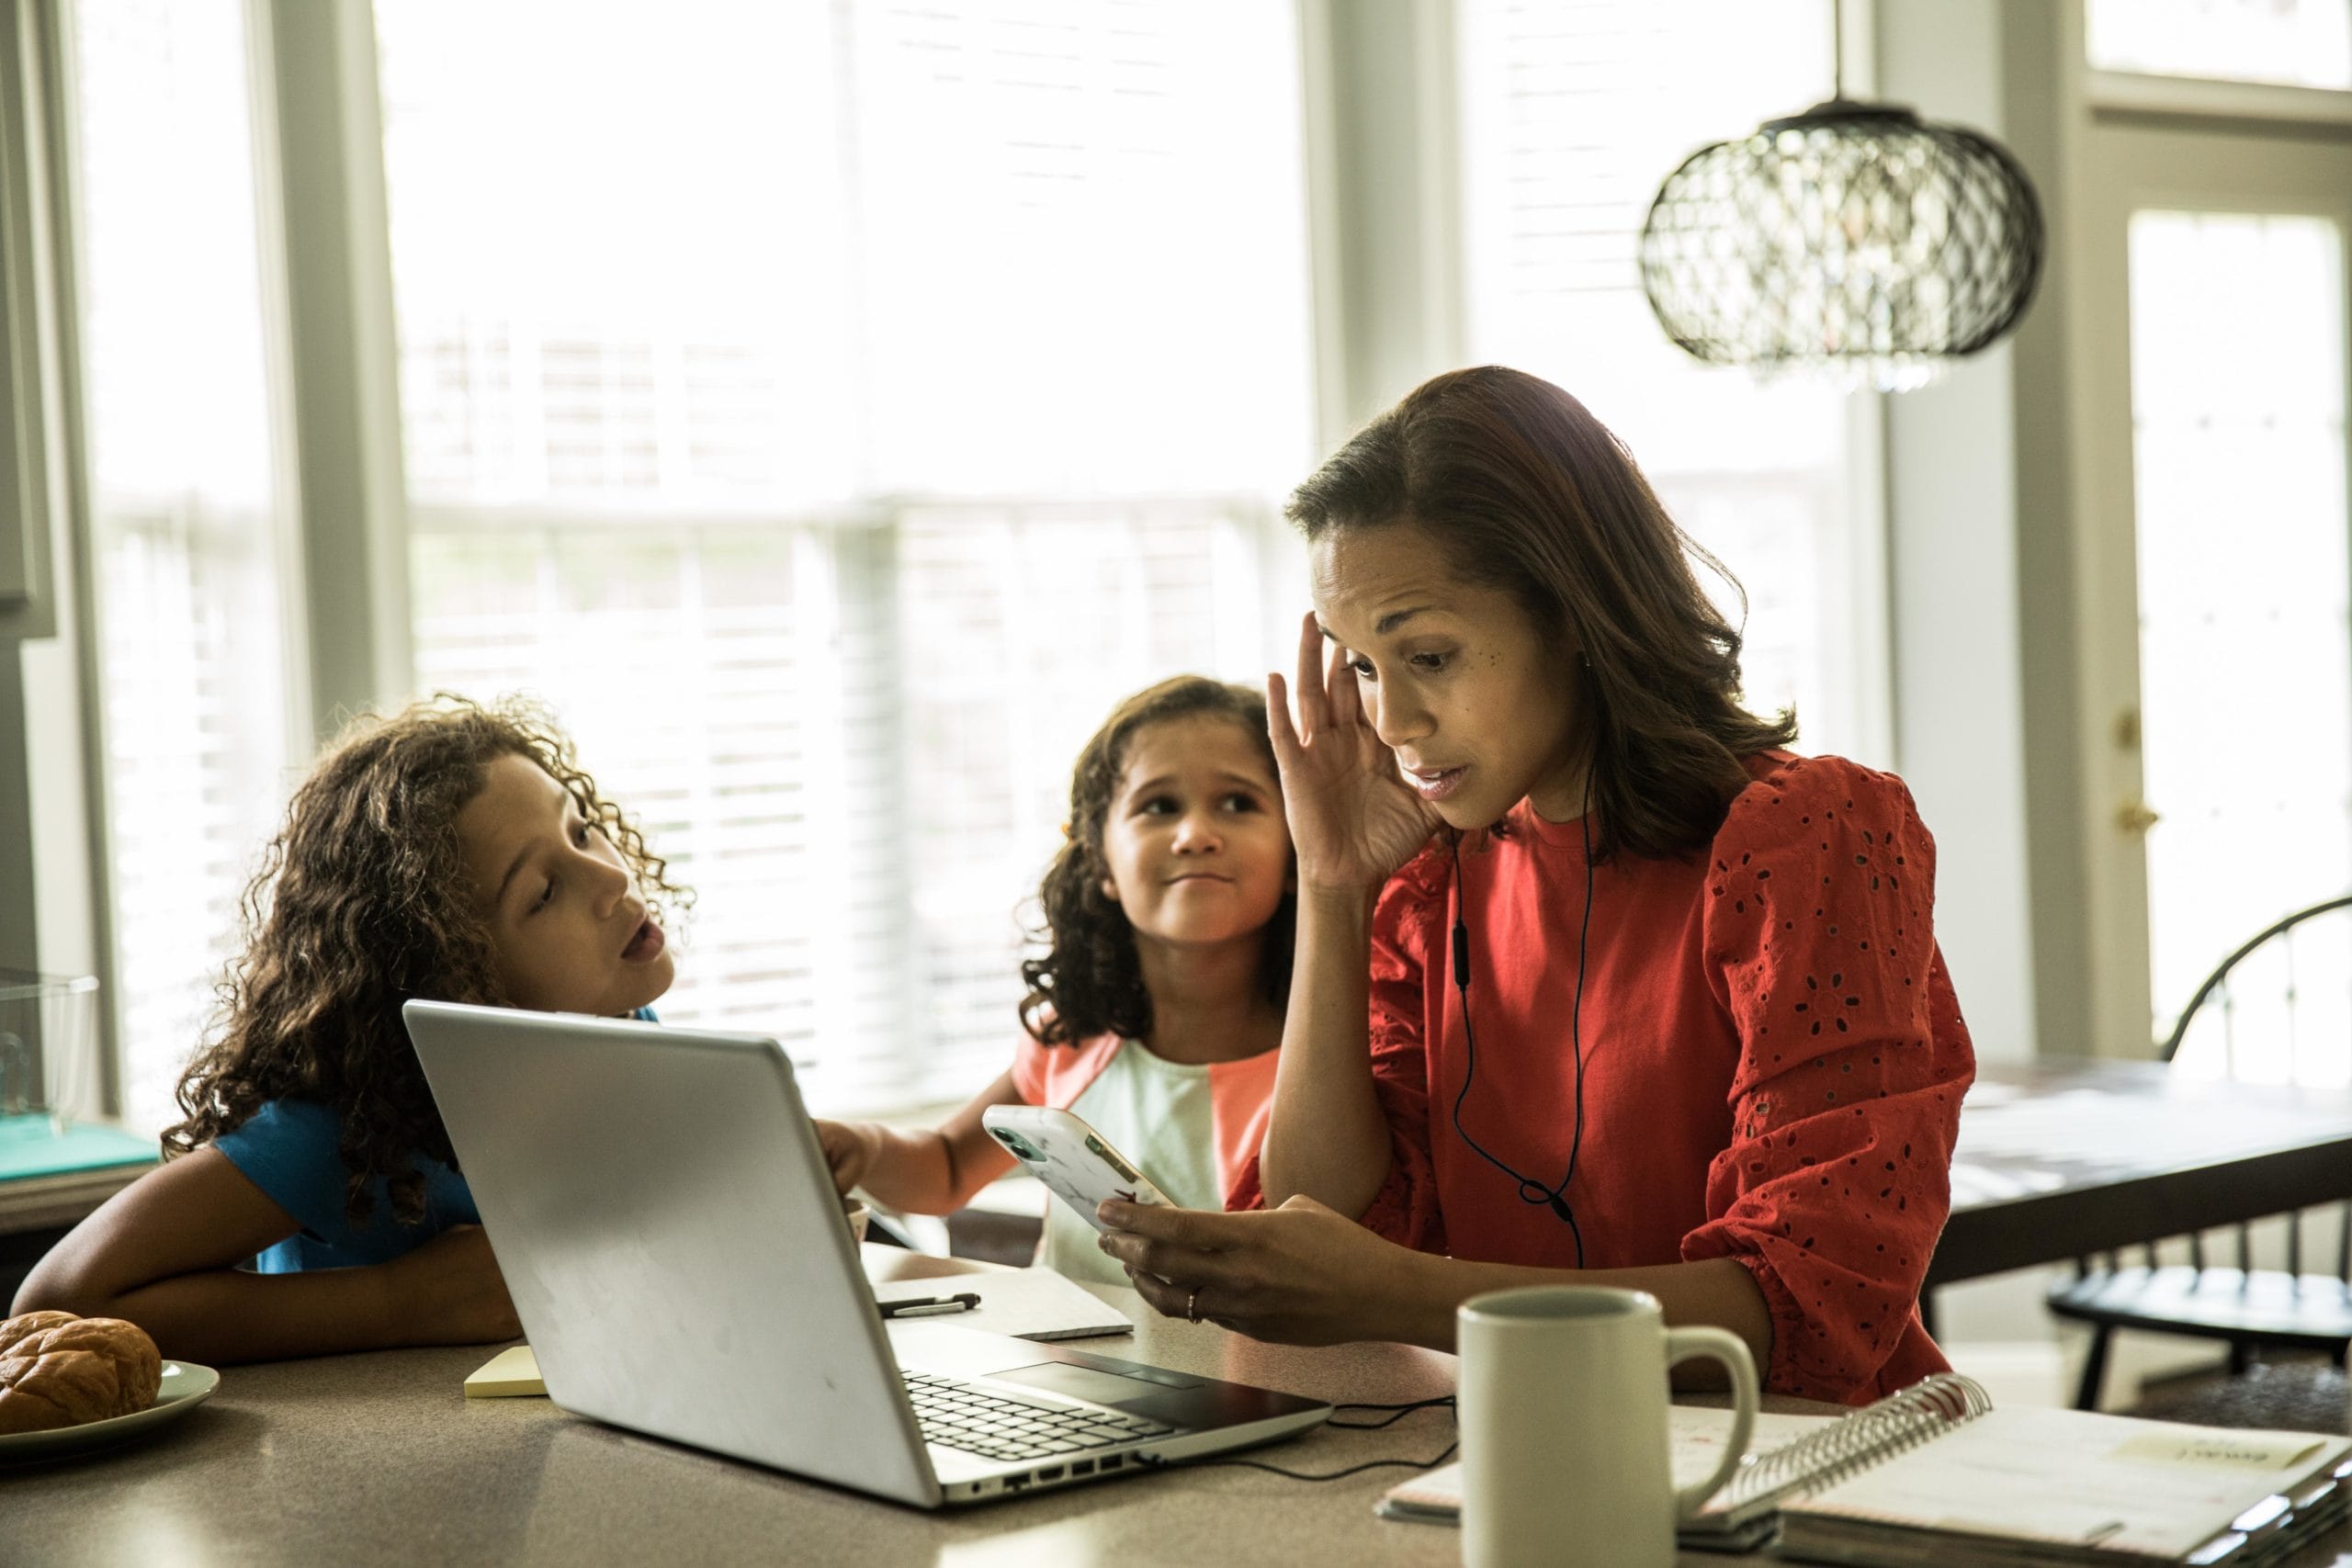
[1638,100,2045,390]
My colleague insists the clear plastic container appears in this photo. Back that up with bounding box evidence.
[0,971,102,1131]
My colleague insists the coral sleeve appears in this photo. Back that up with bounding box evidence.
[1225,851,1449,1251]
[1009,1030,1123,1111]
[1679,760,1975,1402]
[1009,1033,1050,1106]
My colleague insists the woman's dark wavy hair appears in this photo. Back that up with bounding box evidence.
[1286,365,1798,863]
[1019,677,1295,1046]
[162,694,689,1229]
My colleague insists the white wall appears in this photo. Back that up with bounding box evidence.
[1879,0,2040,1070]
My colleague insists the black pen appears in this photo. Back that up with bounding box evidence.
[879,1292,981,1319]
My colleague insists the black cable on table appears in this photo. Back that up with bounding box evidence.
[1135,1396,1458,1482]
[1327,1394,1455,1430]
[1135,1441,1458,1483]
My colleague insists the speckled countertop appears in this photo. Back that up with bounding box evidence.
[10,1248,2339,1568]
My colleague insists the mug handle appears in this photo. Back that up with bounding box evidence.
[1664,1326,1758,1520]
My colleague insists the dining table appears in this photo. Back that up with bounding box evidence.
[1929,1058,2352,1288]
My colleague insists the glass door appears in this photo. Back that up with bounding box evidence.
[2078,108,2352,1084]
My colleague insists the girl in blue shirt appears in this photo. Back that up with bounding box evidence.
[13,695,685,1363]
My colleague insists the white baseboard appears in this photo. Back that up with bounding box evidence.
[2086,1327,2232,1408]
[1943,1339,2069,1407]
[1944,1328,2231,1410]
[1929,1245,2323,1412]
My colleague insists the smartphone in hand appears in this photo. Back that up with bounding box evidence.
[980,1105,1174,1235]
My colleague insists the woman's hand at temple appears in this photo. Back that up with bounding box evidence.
[1267,611,1443,896]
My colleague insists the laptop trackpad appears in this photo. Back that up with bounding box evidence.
[991,1363,1193,1407]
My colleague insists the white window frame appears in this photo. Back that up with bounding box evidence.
[4,0,117,1105]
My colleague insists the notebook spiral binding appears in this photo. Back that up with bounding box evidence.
[1718,1371,1993,1513]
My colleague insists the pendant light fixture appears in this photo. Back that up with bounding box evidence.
[1637,5,2045,390]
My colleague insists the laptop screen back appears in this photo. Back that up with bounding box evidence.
[401,1000,939,1506]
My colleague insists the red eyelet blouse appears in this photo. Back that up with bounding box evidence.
[1230,750,1976,1404]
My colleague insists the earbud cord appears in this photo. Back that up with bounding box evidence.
[1446,800,1595,1269]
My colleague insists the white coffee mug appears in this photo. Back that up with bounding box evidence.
[1456,1286,1758,1568]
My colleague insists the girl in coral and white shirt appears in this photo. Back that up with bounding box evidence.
[816,676,1295,1286]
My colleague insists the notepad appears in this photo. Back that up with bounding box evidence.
[463,1345,546,1398]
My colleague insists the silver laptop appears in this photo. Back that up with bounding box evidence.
[401,1000,1331,1506]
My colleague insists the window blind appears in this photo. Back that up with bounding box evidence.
[892,503,1282,1106]
[412,532,817,1018]
[379,0,1313,1113]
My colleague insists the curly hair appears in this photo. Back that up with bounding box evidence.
[1285,365,1799,862]
[1019,677,1295,1048]
[162,694,689,1230]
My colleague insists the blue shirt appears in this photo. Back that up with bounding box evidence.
[214,1007,659,1273]
[213,1099,477,1274]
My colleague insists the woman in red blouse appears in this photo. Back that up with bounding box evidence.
[1095,367,1974,1404]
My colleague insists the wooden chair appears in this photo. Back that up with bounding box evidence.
[2046,894,2352,1412]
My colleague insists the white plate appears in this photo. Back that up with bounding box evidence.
[0,1360,220,1465]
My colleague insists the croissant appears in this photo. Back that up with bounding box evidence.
[0,1310,164,1436]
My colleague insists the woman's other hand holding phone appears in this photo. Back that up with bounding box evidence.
[1094,1197,1448,1348]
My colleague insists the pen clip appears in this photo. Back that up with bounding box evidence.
[880,1292,981,1320]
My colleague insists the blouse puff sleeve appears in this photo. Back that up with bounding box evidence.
[1680,757,1976,1402]
[1222,848,1451,1247]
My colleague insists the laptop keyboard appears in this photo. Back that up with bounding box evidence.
[901,1370,1178,1464]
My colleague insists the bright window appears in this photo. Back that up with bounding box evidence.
[1454,0,1882,763]
[2087,0,2352,91]
[376,0,1314,1110]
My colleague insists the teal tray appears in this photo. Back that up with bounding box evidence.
[0,1112,157,1184]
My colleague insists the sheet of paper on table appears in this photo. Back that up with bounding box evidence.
[870,1266,1133,1342]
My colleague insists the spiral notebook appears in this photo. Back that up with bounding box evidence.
[1776,1392,2352,1566]
[1381,1374,2352,1563]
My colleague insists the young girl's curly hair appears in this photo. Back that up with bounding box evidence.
[1019,676,1294,1046]
[162,694,689,1229]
